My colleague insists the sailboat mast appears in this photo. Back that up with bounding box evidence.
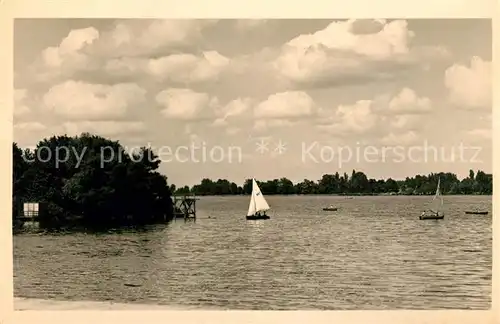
[253,179,257,213]
[439,178,443,206]
[435,177,443,211]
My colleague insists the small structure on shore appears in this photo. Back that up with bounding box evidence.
[173,195,198,221]
[15,202,46,229]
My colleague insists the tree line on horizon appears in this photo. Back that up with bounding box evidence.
[172,169,493,196]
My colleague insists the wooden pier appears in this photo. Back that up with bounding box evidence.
[173,195,199,221]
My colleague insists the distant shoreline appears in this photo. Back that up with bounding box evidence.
[172,170,492,197]
[179,193,493,197]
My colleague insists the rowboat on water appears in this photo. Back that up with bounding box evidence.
[322,205,338,211]
[464,211,489,215]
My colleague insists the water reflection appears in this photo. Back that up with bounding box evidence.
[246,219,266,230]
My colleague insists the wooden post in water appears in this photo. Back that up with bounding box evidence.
[173,195,198,221]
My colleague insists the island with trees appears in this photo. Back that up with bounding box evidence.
[13,133,174,232]
[13,133,492,232]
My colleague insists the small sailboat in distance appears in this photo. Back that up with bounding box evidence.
[322,205,338,211]
[419,177,444,220]
[246,178,271,220]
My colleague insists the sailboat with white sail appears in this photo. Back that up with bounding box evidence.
[419,177,444,220]
[246,178,271,220]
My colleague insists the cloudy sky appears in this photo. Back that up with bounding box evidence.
[13,19,491,187]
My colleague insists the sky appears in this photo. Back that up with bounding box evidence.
[13,19,492,187]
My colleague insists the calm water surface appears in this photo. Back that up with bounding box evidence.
[13,195,492,310]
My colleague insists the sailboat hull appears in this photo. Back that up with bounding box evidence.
[246,214,270,220]
[419,214,444,220]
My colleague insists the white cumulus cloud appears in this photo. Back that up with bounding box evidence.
[29,20,220,83]
[316,87,432,138]
[387,87,432,114]
[43,80,147,120]
[444,56,491,109]
[380,130,419,145]
[212,97,253,126]
[273,19,449,87]
[156,88,218,120]
[254,91,319,119]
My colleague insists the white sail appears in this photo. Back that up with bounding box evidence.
[429,178,443,213]
[247,178,270,216]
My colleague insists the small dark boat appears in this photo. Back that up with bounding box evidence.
[419,213,444,220]
[246,214,271,220]
[465,211,489,215]
[124,283,142,287]
[322,206,338,211]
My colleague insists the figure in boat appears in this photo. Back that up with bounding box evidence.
[322,205,338,211]
[421,210,442,217]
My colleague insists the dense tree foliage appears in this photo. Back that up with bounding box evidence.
[13,133,174,231]
[178,170,492,196]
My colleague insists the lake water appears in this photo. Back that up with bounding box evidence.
[13,195,492,310]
